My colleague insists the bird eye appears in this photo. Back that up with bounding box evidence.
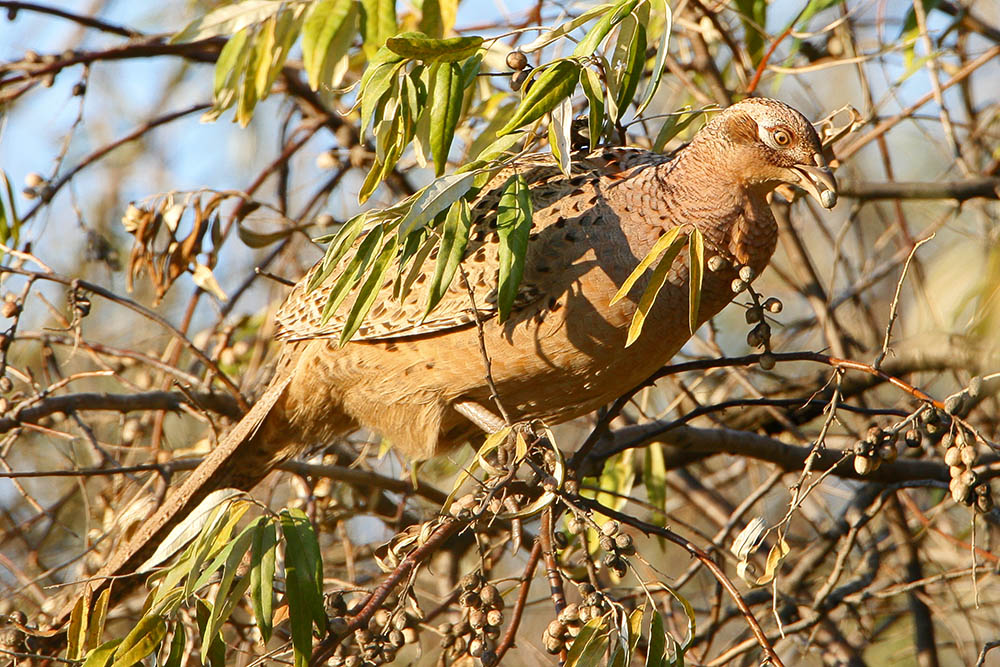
[772,128,792,147]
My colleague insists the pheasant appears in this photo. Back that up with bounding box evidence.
[60,96,837,619]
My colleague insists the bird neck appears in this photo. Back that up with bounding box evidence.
[652,148,778,268]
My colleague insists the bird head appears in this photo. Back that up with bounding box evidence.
[703,97,838,209]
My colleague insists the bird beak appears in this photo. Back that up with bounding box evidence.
[789,154,838,208]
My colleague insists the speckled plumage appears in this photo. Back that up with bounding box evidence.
[73,98,837,610]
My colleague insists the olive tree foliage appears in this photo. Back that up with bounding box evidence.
[0,0,999,665]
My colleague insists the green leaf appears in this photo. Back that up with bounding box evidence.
[581,68,604,150]
[386,32,483,62]
[195,599,227,667]
[610,13,647,121]
[624,229,688,346]
[549,96,573,176]
[572,0,641,57]
[184,500,249,597]
[565,617,609,667]
[172,0,284,43]
[521,3,614,53]
[635,0,672,115]
[652,107,706,153]
[254,7,306,99]
[361,0,397,55]
[281,509,327,667]
[419,0,444,37]
[497,59,580,136]
[236,25,263,127]
[687,228,704,334]
[360,52,404,136]
[201,520,262,662]
[250,519,278,643]
[425,199,471,314]
[85,587,111,652]
[644,443,667,525]
[496,174,533,322]
[733,0,767,61]
[302,0,358,90]
[610,225,683,306]
[646,611,666,667]
[309,212,367,290]
[394,228,434,300]
[208,29,251,118]
[67,592,88,660]
[81,640,121,667]
[0,171,20,247]
[320,224,385,324]
[429,61,465,175]
[339,234,399,343]
[111,614,166,667]
[163,623,186,667]
[397,170,478,235]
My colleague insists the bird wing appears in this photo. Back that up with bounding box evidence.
[274,148,670,342]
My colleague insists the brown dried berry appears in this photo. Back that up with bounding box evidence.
[758,352,776,370]
[506,50,528,70]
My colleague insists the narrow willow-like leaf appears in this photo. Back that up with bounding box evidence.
[235,25,263,127]
[497,59,580,136]
[210,29,250,116]
[201,521,261,662]
[395,229,435,301]
[184,500,249,597]
[425,199,471,315]
[429,61,464,175]
[195,600,227,667]
[496,174,533,322]
[396,170,478,235]
[652,106,714,153]
[361,0,397,55]
[634,0,672,115]
[81,640,121,667]
[172,0,284,43]
[254,8,305,99]
[85,587,111,652]
[627,606,645,654]
[0,171,19,247]
[281,509,327,667]
[110,615,166,667]
[359,53,404,136]
[163,623,186,667]
[302,0,356,90]
[549,96,573,176]
[612,15,647,121]
[687,227,704,334]
[625,231,687,346]
[386,32,483,62]
[320,225,385,325]
[418,0,443,37]
[572,0,641,57]
[521,3,613,52]
[308,212,366,291]
[67,592,89,660]
[339,234,399,344]
[610,225,684,306]
[565,617,608,667]
[644,443,667,524]
[578,629,611,667]
[581,67,604,150]
[250,519,278,642]
[646,611,666,667]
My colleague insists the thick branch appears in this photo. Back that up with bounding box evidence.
[841,178,999,201]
